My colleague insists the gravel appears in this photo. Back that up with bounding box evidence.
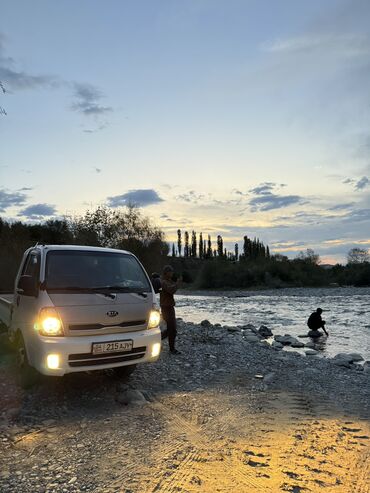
[0,319,369,492]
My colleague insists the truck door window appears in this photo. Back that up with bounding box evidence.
[19,252,40,289]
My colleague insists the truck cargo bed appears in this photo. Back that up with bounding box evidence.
[0,294,12,328]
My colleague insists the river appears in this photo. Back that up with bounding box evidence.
[175,287,370,360]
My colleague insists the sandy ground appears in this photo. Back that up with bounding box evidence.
[0,320,369,493]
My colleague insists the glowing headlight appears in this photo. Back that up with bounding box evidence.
[151,342,161,358]
[38,308,64,336]
[148,310,161,329]
[46,354,60,369]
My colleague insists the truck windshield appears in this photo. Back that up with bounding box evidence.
[45,250,151,293]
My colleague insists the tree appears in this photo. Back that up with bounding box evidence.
[191,231,197,257]
[199,232,203,259]
[217,235,223,257]
[207,235,212,258]
[234,243,239,261]
[177,229,182,257]
[172,243,176,257]
[296,248,320,265]
[184,231,189,257]
[347,248,370,264]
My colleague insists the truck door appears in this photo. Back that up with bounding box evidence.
[12,250,41,335]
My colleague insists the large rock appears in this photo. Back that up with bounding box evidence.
[305,349,318,356]
[332,359,351,368]
[274,334,298,346]
[201,319,212,328]
[333,353,356,363]
[363,361,370,373]
[271,340,283,350]
[348,353,364,362]
[290,340,305,348]
[258,325,273,338]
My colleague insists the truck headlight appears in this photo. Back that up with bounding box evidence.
[148,310,161,329]
[37,308,64,336]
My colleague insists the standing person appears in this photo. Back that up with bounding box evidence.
[160,265,180,355]
[307,308,329,337]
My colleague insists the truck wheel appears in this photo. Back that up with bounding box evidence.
[15,334,40,388]
[112,364,136,379]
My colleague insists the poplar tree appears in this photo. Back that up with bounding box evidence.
[184,231,189,257]
[177,229,182,257]
[172,243,176,257]
[217,235,223,257]
[191,230,197,257]
[199,232,203,259]
[207,235,212,258]
[235,243,239,261]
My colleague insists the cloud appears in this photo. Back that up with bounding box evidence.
[248,182,304,211]
[355,176,370,190]
[329,202,355,210]
[261,34,370,58]
[0,188,27,212]
[71,83,112,116]
[343,175,370,190]
[18,203,57,220]
[107,189,164,208]
[0,34,58,91]
[175,190,205,203]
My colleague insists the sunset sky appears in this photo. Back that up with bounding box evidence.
[1,0,369,263]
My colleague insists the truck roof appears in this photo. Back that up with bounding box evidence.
[31,245,133,255]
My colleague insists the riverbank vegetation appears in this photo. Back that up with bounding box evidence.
[0,207,369,291]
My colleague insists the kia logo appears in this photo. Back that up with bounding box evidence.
[107,311,119,317]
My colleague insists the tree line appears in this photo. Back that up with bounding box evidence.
[173,230,270,261]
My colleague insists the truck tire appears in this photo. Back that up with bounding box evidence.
[15,333,40,388]
[112,364,136,379]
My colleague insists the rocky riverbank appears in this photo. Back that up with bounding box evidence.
[0,320,369,492]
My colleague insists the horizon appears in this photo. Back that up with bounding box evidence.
[1,0,369,264]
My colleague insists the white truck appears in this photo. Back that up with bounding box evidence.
[0,245,162,385]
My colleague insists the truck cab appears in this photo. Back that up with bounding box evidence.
[5,245,161,380]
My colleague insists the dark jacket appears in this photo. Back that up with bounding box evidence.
[307,311,324,330]
[160,278,177,307]
[151,277,162,294]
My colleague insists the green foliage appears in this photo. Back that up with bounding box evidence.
[0,206,168,291]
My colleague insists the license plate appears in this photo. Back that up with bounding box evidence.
[92,340,133,355]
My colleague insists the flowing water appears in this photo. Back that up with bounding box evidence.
[175,287,370,360]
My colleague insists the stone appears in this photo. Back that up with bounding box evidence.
[305,349,318,356]
[227,326,240,333]
[258,325,273,338]
[245,335,260,343]
[305,341,315,348]
[116,389,147,406]
[333,359,351,368]
[334,353,355,363]
[200,320,212,327]
[271,341,283,350]
[363,361,370,373]
[348,353,364,362]
[290,341,305,348]
[274,335,297,346]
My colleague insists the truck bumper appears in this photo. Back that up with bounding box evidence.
[29,328,162,376]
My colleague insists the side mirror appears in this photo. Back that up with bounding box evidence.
[17,275,38,297]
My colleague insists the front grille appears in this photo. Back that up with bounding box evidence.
[69,320,147,331]
[68,346,147,368]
